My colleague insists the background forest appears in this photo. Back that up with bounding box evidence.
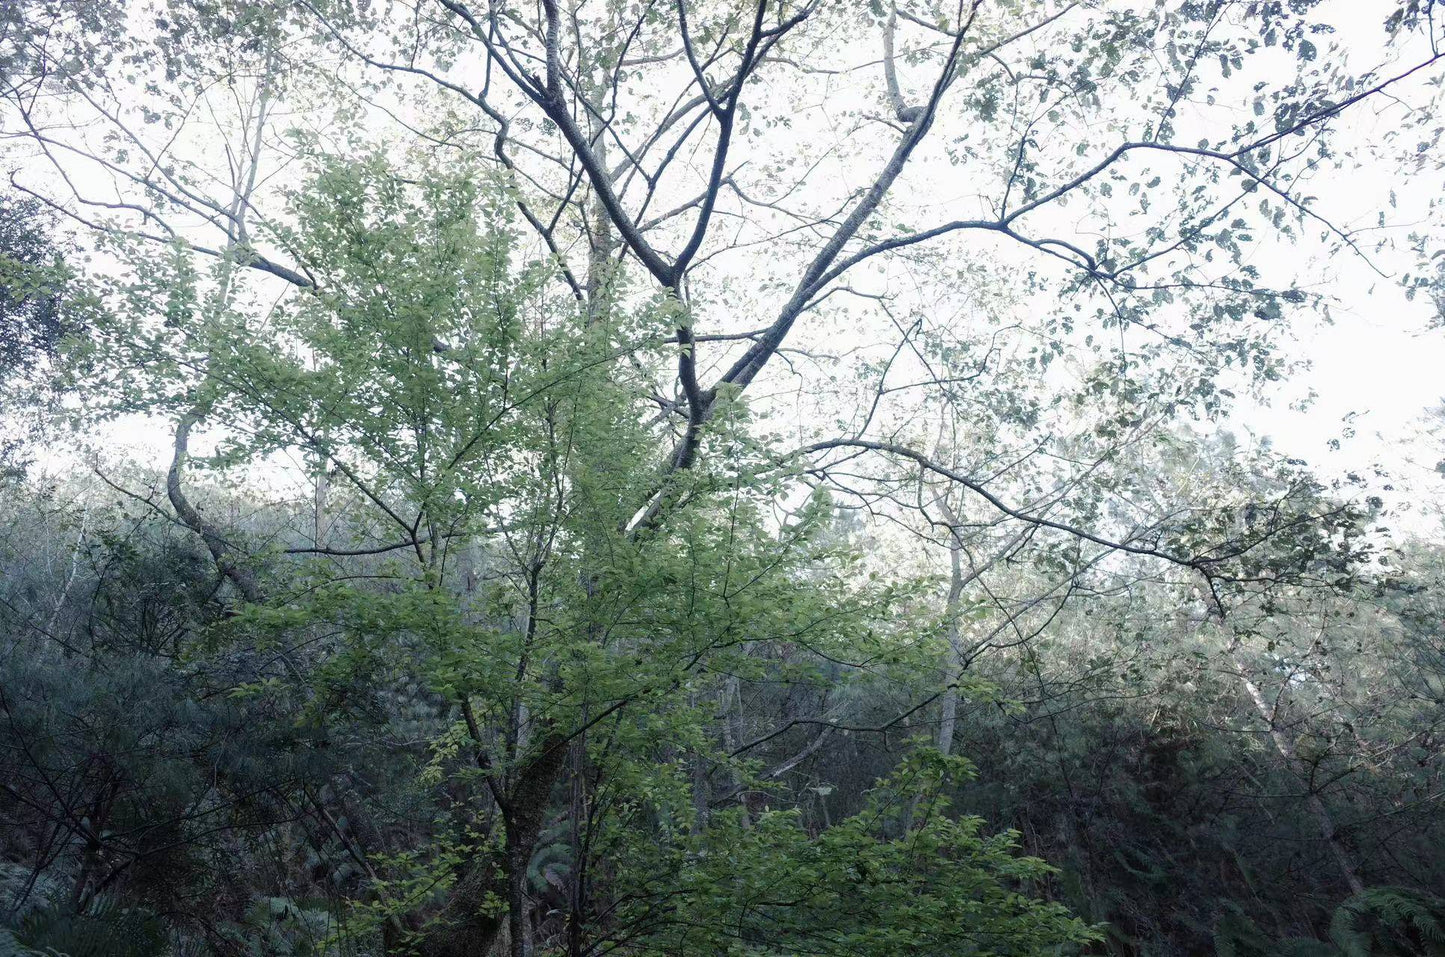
[3,0,1445,955]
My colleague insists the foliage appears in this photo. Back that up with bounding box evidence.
[609,751,1097,956]
[0,192,85,476]
[7,895,166,957]
[1329,887,1445,957]
[3,1,1445,955]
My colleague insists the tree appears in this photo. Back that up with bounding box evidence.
[0,192,79,476]
[43,154,1095,954]
[9,0,1439,636]
[4,1,1444,954]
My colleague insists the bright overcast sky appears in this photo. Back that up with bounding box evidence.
[10,0,1445,534]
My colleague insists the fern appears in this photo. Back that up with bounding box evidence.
[0,927,30,957]
[1214,904,1349,957]
[10,895,165,957]
[1214,903,1276,957]
[1329,887,1445,957]
[526,825,574,896]
[1277,940,1343,957]
[226,895,340,957]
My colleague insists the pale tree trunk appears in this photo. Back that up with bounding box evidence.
[1231,653,1365,896]
[937,533,966,756]
[45,502,89,636]
[719,675,751,824]
[933,495,983,756]
[313,457,331,547]
[689,688,712,832]
[930,496,1049,756]
[582,32,615,326]
[167,55,275,601]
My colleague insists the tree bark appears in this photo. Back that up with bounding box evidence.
[503,733,570,957]
[168,410,265,604]
[1232,655,1366,896]
[937,534,966,756]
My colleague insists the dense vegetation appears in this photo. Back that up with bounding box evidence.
[2,1,1445,955]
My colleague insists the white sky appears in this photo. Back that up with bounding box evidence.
[7,0,1445,536]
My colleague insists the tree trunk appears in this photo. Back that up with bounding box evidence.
[937,535,966,756]
[428,857,505,957]
[504,733,570,957]
[1232,655,1366,895]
